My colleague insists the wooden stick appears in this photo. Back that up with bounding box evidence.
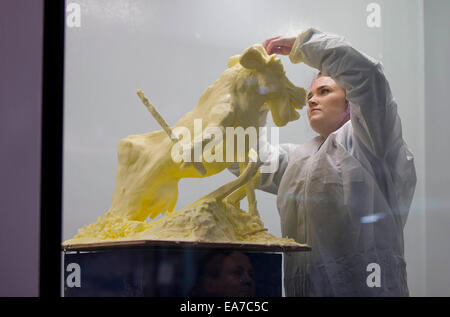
[136,89,179,143]
[240,228,268,237]
[137,89,207,176]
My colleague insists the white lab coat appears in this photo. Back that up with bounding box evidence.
[229,28,416,296]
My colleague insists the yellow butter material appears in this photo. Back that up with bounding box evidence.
[63,198,300,246]
[63,44,307,248]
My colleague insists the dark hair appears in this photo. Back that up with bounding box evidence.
[310,71,347,97]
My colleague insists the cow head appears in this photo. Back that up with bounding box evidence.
[229,44,307,127]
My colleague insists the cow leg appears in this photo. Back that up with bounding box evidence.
[239,162,260,217]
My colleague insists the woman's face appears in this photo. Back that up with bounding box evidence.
[307,76,348,138]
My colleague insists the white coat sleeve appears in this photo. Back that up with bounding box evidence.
[289,28,402,159]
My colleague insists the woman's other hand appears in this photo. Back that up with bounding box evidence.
[262,35,297,55]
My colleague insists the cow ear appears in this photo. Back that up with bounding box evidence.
[228,55,240,68]
[289,86,307,110]
[240,46,267,70]
[268,97,301,127]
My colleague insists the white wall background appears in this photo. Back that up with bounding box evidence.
[424,0,450,297]
[63,0,427,295]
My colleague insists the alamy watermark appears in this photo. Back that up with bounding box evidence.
[169,119,280,174]
[66,2,81,28]
[66,263,81,288]
[366,263,381,288]
[366,3,381,28]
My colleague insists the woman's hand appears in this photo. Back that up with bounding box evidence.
[262,35,297,55]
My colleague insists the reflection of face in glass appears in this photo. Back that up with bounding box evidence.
[189,251,256,297]
[208,252,255,297]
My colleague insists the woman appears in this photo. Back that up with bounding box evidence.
[230,28,417,296]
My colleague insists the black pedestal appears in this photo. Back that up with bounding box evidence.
[62,240,309,297]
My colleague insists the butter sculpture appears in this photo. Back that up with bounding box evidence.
[63,45,307,247]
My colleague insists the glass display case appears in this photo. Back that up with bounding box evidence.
[60,0,431,297]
